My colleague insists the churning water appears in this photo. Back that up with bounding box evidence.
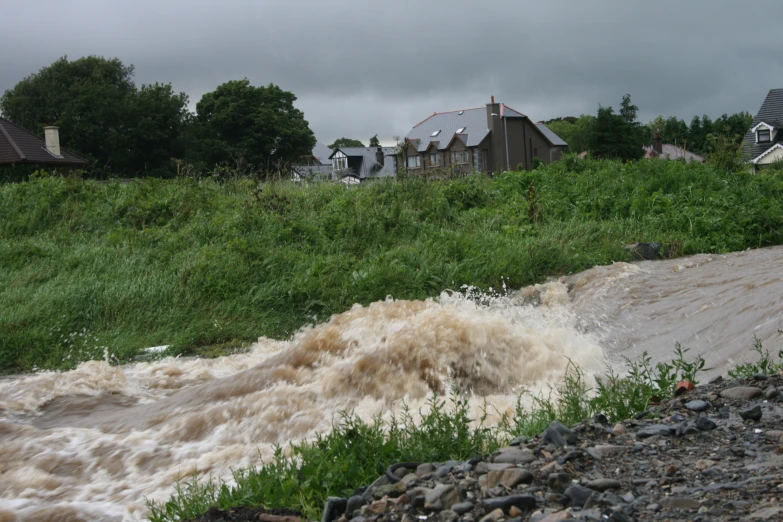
[1,246,781,521]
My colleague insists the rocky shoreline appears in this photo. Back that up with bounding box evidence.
[193,374,783,522]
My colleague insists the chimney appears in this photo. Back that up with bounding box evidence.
[491,95,495,104]
[375,146,384,166]
[44,126,61,156]
[652,133,662,154]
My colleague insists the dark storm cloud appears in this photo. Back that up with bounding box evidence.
[1,0,779,144]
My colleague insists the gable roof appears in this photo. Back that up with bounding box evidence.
[535,123,568,147]
[744,88,783,161]
[0,118,88,166]
[329,146,398,179]
[404,106,492,152]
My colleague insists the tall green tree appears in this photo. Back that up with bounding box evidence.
[0,55,189,175]
[193,79,315,170]
[589,94,644,161]
[328,137,365,149]
[543,114,595,153]
[369,134,380,147]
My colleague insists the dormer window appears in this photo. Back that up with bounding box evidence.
[758,129,771,143]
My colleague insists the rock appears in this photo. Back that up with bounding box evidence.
[361,475,389,502]
[401,473,419,486]
[416,463,435,475]
[749,505,783,519]
[739,405,762,422]
[624,242,661,260]
[764,386,780,400]
[531,511,573,522]
[479,508,504,522]
[508,506,524,518]
[612,423,627,436]
[480,495,537,513]
[685,400,709,412]
[720,387,763,400]
[646,503,660,512]
[509,436,527,446]
[474,462,514,474]
[372,481,406,499]
[695,416,717,431]
[438,510,459,522]
[586,444,624,459]
[752,373,770,381]
[451,501,474,515]
[636,424,672,438]
[660,497,701,510]
[367,500,389,515]
[345,495,366,518]
[563,485,594,508]
[695,459,717,471]
[490,447,536,465]
[424,484,461,511]
[487,468,534,488]
[542,421,578,447]
[321,497,347,522]
[585,478,621,492]
[546,473,572,493]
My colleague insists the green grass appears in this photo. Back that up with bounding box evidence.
[2,158,783,373]
[145,345,711,522]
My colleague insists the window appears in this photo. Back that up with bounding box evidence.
[430,130,441,137]
[332,153,347,171]
[533,147,538,157]
[406,155,421,169]
[458,111,464,115]
[429,153,441,167]
[457,127,466,133]
[758,129,771,143]
[450,151,469,165]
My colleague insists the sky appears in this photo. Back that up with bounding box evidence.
[1,0,781,146]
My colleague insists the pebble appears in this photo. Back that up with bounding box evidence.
[563,485,593,508]
[585,478,621,492]
[636,424,673,438]
[480,495,537,512]
[720,386,763,400]
[740,405,763,421]
[490,447,536,465]
[685,399,709,412]
[764,386,780,400]
[660,496,701,509]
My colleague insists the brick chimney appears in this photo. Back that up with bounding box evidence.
[652,133,663,154]
[44,126,61,156]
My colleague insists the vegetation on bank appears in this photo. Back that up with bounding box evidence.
[147,341,779,522]
[3,158,783,373]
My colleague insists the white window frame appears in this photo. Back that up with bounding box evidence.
[332,151,348,171]
[406,155,421,169]
[758,129,771,143]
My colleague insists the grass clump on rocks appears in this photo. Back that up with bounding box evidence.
[146,346,711,521]
[3,158,783,373]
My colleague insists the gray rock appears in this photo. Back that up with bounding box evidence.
[586,478,622,492]
[720,387,763,400]
[542,428,566,448]
[685,400,709,412]
[438,510,459,522]
[542,421,578,447]
[660,496,701,509]
[636,424,673,438]
[509,436,527,446]
[647,503,660,511]
[489,447,536,465]
[345,495,366,518]
[764,386,780,400]
[486,468,533,488]
[424,484,461,511]
[546,472,572,493]
[739,405,762,422]
[584,491,625,510]
[361,475,389,502]
[586,444,624,459]
[695,416,717,431]
[564,484,594,507]
[321,497,347,522]
[479,495,537,512]
[416,463,435,475]
[474,462,514,474]
[372,481,407,499]
[451,501,475,515]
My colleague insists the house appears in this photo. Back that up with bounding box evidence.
[643,134,705,163]
[292,142,334,182]
[328,146,398,184]
[402,96,567,174]
[744,88,783,172]
[0,118,88,167]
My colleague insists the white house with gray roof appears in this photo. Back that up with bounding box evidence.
[745,88,783,172]
[403,96,567,174]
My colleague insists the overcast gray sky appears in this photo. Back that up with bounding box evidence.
[1,0,780,146]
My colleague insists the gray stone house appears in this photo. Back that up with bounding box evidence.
[402,97,567,174]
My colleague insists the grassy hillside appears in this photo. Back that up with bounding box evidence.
[2,158,782,373]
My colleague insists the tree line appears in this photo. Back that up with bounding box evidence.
[544,95,753,169]
[0,56,318,178]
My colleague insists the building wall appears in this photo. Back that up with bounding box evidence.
[756,146,783,165]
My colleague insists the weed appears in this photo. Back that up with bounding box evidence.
[728,335,783,378]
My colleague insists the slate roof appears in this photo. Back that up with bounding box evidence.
[329,146,398,179]
[744,88,783,161]
[311,142,333,165]
[535,123,568,147]
[0,118,88,166]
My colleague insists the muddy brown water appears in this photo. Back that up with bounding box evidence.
[1,246,781,521]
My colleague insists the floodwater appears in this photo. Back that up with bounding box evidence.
[1,246,781,521]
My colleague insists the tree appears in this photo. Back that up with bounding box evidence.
[193,79,315,170]
[589,94,645,161]
[328,137,365,149]
[544,114,595,153]
[369,134,380,147]
[0,55,190,176]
